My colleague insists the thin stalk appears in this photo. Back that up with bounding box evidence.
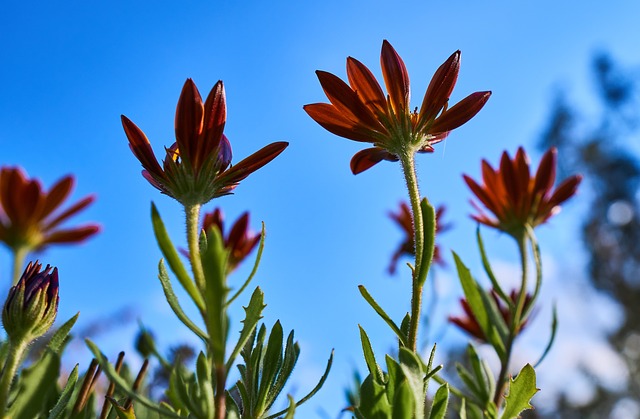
[0,339,28,417]
[185,204,206,292]
[11,247,28,285]
[399,151,424,352]
[493,233,528,406]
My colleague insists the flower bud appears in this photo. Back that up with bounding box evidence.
[2,261,59,341]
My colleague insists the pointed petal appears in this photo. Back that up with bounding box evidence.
[350,147,398,175]
[41,225,101,246]
[227,212,249,247]
[346,57,387,115]
[43,195,96,231]
[430,91,491,135]
[175,79,204,169]
[533,147,557,198]
[316,71,384,131]
[546,174,582,208]
[121,115,166,179]
[419,50,460,123]
[304,103,381,143]
[216,135,233,172]
[199,81,227,168]
[216,142,289,187]
[41,176,74,220]
[380,40,410,114]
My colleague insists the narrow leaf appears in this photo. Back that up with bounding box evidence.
[534,304,558,367]
[453,252,491,342]
[47,365,79,419]
[359,285,407,347]
[476,228,510,305]
[48,312,79,354]
[151,203,204,310]
[359,326,384,383]
[158,259,208,343]
[428,383,449,419]
[416,197,436,287]
[227,222,266,307]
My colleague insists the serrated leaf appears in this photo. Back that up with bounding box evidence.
[359,285,407,347]
[151,203,204,310]
[158,259,208,343]
[226,287,265,371]
[47,364,78,419]
[500,364,538,419]
[428,383,449,419]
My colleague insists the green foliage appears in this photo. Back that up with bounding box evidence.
[500,364,538,419]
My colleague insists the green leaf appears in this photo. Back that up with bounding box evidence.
[48,312,79,354]
[201,226,229,365]
[535,304,558,367]
[476,228,510,306]
[500,364,538,419]
[283,395,296,419]
[428,383,449,419]
[453,252,489,336]
[151,203,204,311]
[256,321,284,414]
[467,345,492,404]
[359,326,384,384]
[85,340,182,418]
[356,374,392,419]
[226,222,266,307]
[196,352,214,417]
[416,197,437,287]
[267,331,300,412]
[47,364,78,419]
[9,349,61,419]
[359,285,407,347]
[106,397,136,419]
[262,350,333,419]
[398,348,425,418]
[226,287,266,371]
[158,259,208,343]
[391,380,415,419]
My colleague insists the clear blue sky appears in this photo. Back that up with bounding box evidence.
[2,1,640,415]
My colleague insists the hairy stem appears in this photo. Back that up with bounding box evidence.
[400,151,424,352]
[185,204,206,292]
[0,339,28,417]
[11,247,28,286]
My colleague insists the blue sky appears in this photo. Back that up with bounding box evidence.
[2,1,640,415]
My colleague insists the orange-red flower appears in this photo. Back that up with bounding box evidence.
[304,40,491,174]
[122,79,288,205]
[0,167,100,254]
[388,202,450,274]
[449,290,532,342]
[463,147,582,236]
[202,208,260,272]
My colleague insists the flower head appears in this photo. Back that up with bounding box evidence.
[448,289,532,342]
[122,79,288,205]
[3,261,59,341]
[463,147,582,237]
[388,202,450,274]
[304,40,491,174]
[0,167,100,254]
[202,208,261,272]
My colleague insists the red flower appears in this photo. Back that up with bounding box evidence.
[449,290,532,342]
[463,147,582,236]
[304,40,491,174]
[202,208,260,272]
[122,79,288,205]
[0,167,100,254]
[388,202,450,274]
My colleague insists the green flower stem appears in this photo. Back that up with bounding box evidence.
[399,151,424,352]
[493,233,529,406]
[185,204,206,293]
[0,339,29,417]
[11,247,28,286]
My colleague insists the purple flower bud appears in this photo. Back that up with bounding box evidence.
[3,261,59,341]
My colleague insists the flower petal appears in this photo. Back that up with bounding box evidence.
[419,50,460,124]
[41,225,101,246]
[43,195,96,231]
[430,91,491,135]
[199,81,227,169]
[216,141,289,187]
[346,57,387,115]
[175,79,204,169]
[304,103,381,143]
[350,147,398,175]
[41,176,74,220]
[380,40,410,115]
[121,116,166,179]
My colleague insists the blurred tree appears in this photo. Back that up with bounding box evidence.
[536,51,640,418]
